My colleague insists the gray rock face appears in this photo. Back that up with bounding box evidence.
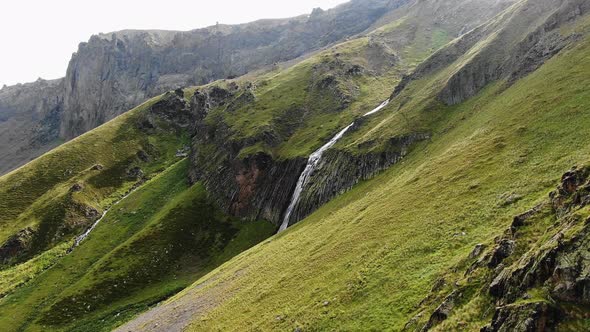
[59,0,403,140]
[481,302,560,332]
[0,0,407,175]
[286,133,430,225]
[0,79,64,174]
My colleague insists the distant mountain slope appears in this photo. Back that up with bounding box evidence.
[185,0,516,227]
[0,0,409,176]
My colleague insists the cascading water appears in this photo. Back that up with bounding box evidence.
[68,184,142,252]
[278,99,390,232]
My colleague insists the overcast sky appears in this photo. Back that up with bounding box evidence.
[0,0,348,87]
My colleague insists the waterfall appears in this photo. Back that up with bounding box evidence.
[278,99,390,232]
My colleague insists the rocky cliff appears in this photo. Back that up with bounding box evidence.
[0,79,64,174]
[287,133,430,224]
[0,0,410,176]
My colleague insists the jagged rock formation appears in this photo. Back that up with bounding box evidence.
[0,0,410,176]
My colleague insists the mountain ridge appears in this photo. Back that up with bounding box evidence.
[0,0,409,176]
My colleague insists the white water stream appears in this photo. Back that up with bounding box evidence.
[69,184,142,251]
[278,100,390,232]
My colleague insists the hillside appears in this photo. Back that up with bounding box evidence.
[0,91,274,331]
[117,0,590,330]
[1,0,590,331]
[0,0,409,176]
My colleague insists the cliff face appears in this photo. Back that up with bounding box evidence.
[185,79,429,227]
[287,133,430,224]
[60,0,407,139]
[0,0,409,176]
[0,79,64,174]
[186,84,308,224]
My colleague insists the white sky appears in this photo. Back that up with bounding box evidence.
[0,0,348,87]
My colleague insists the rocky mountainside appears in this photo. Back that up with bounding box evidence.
[186,0,516,227]
[116,0,590,330]
[0,79,63,174]
[1,0,590,331]
[0,0,409,176]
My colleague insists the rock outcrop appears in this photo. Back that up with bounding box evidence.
[0,79,64,174]
[286,133,430,225]
[411,165,590,331]
[481,302,561,332]
[187,84,308,223]
[0,228,35,265]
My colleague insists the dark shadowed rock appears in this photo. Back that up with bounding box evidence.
[136,150,150,162]
[488,239,516,268]
[421,290,460,331]
[286,133,430,225]
[0,228,35,265]
[481,302,560,332]
[469,243,486,259]
[126,167,144,179]
[69,183,84,192]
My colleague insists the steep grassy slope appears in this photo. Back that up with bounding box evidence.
[120,16,590,332]
[0,158,273,331]
[4,1,587,331]
[0,92,275,331]
[0,159,274,332]
[0,94,184,262]
[212,0,515,161]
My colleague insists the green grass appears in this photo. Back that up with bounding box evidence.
[203,37,418,161]
[0,94,189,262]
[0,159,274,332]
[144,31,590,332]
[0,241,71,298]
[201,5,460,162]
